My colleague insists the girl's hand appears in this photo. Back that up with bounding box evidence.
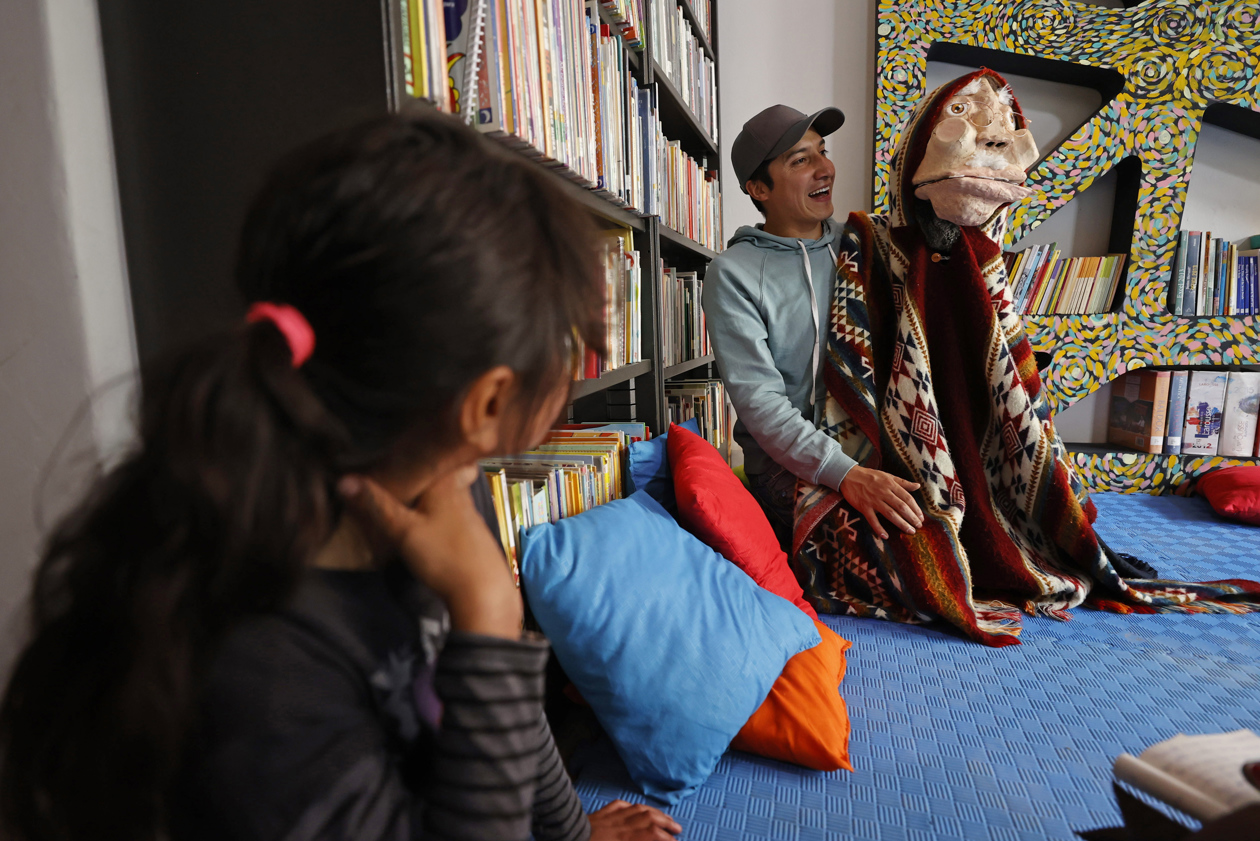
[589,800,681,840]
[338,468,522,639]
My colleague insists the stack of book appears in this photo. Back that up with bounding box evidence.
[598,0,645,49]
[432,0,722,246]
[482,422,648,580]
[1168,231,1260,317]
[575,228,644,381]
[690,0,712,41]
[660,263,709,367]
[1003,244,1127,315]
[665,379,728,455]
[1106,368,1260,457]
[400,0,452,109]
[655,141,722,250]
[649,0,718,142]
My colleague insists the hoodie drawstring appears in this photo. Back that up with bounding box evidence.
[798,240,836,408]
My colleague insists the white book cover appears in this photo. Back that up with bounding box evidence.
[1182,371,1229,455]
[1220,372,1260,457]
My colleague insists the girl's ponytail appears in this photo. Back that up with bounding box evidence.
[0,107,604,841]
[0,319,346,841]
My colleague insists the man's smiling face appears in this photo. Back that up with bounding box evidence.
[753,129,835,234]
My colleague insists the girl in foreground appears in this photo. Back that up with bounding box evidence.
[0,110,679,841]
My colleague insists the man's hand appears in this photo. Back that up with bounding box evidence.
[589,800,681,840]
[338,468,522,640]
[839,466,923,540]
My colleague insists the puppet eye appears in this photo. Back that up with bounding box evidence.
[948,102,968,116]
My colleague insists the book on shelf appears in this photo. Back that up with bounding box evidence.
[1112,730,1260,823]
[421,0,723,248]
[482,422,648,563]
[648,0,718,141]
[1163,369,1189,455]
[1003,246,1124,315]
[1170,232,1259,317]
[574,226,644,381]
[401,0,451,108]
[1219,371,1260,458]
[1182,370,1228,455]
[1107,370,1171,454]
[660,263,710,366]
[665,378,728,456]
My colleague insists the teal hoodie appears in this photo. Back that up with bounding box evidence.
[702,219,857,490]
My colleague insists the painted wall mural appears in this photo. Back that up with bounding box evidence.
[875,0,1260,493]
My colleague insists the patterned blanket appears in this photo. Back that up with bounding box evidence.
[790,69,1260,647]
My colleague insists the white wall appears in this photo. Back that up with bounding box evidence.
[718,0,876,238]
[0,0,137,676]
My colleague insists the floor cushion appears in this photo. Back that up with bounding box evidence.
[668,422,818,619]
[519,490,820,804]
[626,417,700,510]
[1199,466,1260,526]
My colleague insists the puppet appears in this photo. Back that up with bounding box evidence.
[790,69,1260,646]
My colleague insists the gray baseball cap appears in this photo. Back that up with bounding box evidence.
[731,105,845,193]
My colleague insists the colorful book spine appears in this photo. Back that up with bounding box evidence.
[1182,370,1229,455]
[1219,371,1260,458]
[1171,230,1188,315]
[1164,370,1189,455]
[1183,231,1201,316]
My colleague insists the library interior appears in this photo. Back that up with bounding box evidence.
[2,0,1260,839]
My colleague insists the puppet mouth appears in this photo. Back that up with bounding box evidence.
[913,174,1032,202]
[913,174,1023,187]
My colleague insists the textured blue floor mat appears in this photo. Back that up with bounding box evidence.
[572,493,1260,840]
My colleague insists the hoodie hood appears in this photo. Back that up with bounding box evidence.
[726,218,842,252]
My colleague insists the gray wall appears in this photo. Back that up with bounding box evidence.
[0,0,136,677]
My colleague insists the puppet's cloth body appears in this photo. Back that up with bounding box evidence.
[791,69,1260,647]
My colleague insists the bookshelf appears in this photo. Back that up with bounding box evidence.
[98,0,726,443]
[875,0,1260,494]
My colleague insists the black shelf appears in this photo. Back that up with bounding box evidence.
[663,355,714,379]
[658,222,718,260]
[651,59,718,160]
[569,360,653,400]
[675,0,715,62]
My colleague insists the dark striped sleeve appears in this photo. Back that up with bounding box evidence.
[530,711,591,841]
[424,631,564,841]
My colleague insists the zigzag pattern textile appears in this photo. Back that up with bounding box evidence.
[790,68,1260,647]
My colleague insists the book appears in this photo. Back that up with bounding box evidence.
[1107,370,1171,453]
[1164,370,1189,455]
[1182,370,1229,455]
[1200,231,1215,316]
[1183,231,1201,316]
[1171,230,1189,315]
[1113,730,1260,823]
[1219,371,1260,458]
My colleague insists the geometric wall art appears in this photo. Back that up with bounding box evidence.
[875,1,1260,492]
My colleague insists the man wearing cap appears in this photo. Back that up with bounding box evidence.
[704,104,923,552]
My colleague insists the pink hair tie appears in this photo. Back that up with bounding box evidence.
[246,302,316,368]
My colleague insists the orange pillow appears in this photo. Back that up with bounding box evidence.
[731,620,853,772]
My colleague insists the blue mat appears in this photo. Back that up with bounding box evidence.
[572,493,1260,840]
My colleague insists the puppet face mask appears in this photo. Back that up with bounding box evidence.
[911,77,1039,227]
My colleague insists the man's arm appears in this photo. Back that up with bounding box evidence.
[703,264,856,491]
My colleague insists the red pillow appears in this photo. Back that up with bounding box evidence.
[667,423,818,619]
[732,620,853,771]
[1198,466,1260,526]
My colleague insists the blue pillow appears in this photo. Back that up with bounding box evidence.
[519,490,820,804]
[625,417,700,508]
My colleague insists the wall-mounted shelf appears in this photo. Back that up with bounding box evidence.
[1065,443,1260,496]
[663,355,714,380]
[650,59,718,160]
[658,222,718,261]
[876,0,1260,493]
[570,360,654,401]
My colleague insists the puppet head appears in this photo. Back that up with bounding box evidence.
[907,71,1039,228]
